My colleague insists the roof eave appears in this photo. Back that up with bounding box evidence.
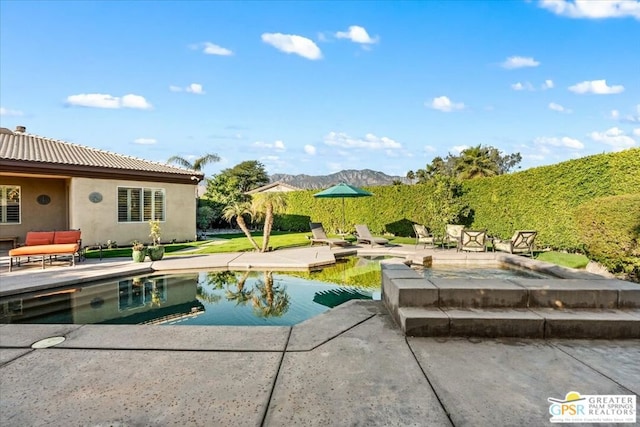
[0,160,205,184]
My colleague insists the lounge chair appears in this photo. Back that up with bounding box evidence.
[412,224,436,248]
[354,224,389,246]
[494,230,537,257]
[442,224,464,249]
[458,229,487,252]
[309,222,351,248]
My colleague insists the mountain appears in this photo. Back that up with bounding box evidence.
[270,169,408,189]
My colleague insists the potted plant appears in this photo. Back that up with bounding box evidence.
[147,220,165,261]
[131,241,146,262]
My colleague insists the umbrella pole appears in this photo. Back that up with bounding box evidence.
[340,197,345,233]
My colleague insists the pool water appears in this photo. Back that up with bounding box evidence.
[0,257,381,327]
[413,264,554,280]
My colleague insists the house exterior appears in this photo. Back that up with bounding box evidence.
[245,181,300,195]
[0,126,204,248]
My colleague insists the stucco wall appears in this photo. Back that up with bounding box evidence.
[69,178,197,246]
[0,176,68,246]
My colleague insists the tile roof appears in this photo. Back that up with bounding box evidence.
[246,181,301,194]
[0,130,204,180]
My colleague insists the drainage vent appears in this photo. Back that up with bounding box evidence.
[32,336,66,348]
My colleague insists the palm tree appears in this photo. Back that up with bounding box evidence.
[222,202,261,251]
[251,192,287,252]
[167,153,220,171]
[406,170,415,184]
[454,145,499,180]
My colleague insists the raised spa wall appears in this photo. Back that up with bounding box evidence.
[381,255,640,339]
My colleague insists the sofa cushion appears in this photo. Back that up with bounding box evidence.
[25,231,55,246]
[9,243,79,257]
[53,230,81,244]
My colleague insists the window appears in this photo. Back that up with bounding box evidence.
[117,187,165,222]
[0,185,20,224]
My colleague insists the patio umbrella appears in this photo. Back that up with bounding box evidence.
[313,183,372,233]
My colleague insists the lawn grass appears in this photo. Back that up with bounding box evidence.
[85,231,590,271]
[83,241,210,259]
[194,232,312,253]
[84,231,314,258]
[535,251,589,269]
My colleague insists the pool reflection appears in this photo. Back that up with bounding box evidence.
[1,266,377,326]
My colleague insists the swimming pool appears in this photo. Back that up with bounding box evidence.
[0,257,556,326]
[0,257,381,327]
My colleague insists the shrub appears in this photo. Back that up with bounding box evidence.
[575,193,640,282]
[197,205,216,230]
[273,214,312,232]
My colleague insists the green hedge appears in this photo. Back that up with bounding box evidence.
[280,148,640,249]
[461,149,640,249]
[575,193,640,281]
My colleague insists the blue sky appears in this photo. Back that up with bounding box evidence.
[1,0,639,179]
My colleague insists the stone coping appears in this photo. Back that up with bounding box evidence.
[0,244,618,299]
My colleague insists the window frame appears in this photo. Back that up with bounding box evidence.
[0,185,21,225]
[117,186,165,223]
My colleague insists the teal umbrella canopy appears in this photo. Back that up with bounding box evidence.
[313,183,373,232]
[313,183,373,198]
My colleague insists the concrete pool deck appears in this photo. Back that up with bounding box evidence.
[1,245,639,426]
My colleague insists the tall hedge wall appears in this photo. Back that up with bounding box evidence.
[575,193,640,280]
[279,148,640,250]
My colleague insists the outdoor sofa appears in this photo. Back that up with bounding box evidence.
[8,230,82,272]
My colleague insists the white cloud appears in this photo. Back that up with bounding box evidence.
[452,145,469,154]
[423,145,437,153]
[511,82,534,91]
[548,102,572,113]
[0,107,24,116]
[335,25,379,44]
[568,79,624,94]
[611,104,640,122]
[534,136,585,149]
[542,79,554,89]
[589,127,637,150]
[501,56,540,69]
[202,42,233,56]
[253,140,286,151]
[539,0,640,20]
[133,138,157,145]
[121,94,152,109]
[66,93,152,110]
[428,96,465,112]
[170,83,205,94]
[633,128,640,137]
[261,33,322,60]
[186,83,204,94]
[328,162,343,172]
[304,144,317,155]
[324,131,402,150]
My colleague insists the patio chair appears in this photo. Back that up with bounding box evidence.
[493,230,537,257]
[442,224,464,249]
[412,224,436,248]
[309,222,351,248]
[354,224,389,246]
[458,229,487,252]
